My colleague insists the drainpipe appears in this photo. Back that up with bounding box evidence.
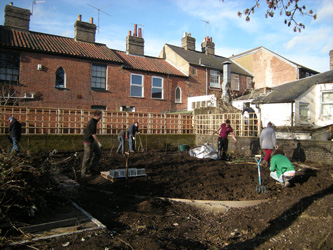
[167,75,170,112]
[256,104,262,133]
[205,68,208,95]
[291,102,294,127]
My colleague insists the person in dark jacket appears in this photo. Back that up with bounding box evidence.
[8,116,22,154]
[116,130,126,154]
[128,121,139,152]
[81,110,103,177]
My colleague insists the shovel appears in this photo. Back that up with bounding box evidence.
[255,155,266,194]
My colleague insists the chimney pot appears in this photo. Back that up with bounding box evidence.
[128,30,131,36]
[90,17,93,24]
[78,15,82,21]
[134,24,137,37]
[10,2,13,5]
[138,28,142,38]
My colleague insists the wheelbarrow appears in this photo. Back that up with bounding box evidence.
[255,155,266,194]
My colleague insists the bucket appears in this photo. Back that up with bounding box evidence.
[179,144,187,152]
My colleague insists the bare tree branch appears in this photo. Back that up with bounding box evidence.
[220,0,317,32]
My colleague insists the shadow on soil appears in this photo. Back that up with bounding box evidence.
[224,184,333,249]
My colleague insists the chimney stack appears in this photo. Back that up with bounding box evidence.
[330,50,333,70]
[181,32,196,51]
[4,3,31,31]
[74,15,96,43]
[126,24,144,56]
[201,36,215,55]
[222,61,231,103]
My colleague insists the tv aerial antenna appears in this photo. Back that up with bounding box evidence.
[31,0,45,16]
[201,19,210,37]
[87,4,112,33]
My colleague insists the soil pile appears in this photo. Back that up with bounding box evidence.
[1,150,332,249]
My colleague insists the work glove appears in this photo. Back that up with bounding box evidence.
[98,142,103,149]
[133,137,135,141]
[274,145,279,150]
[234,140,237,144]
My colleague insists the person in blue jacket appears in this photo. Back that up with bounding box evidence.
[128,121,139,152]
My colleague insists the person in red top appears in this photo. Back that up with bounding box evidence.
[214,119,237,160]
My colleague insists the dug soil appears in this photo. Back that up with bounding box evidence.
[2,150,332,249]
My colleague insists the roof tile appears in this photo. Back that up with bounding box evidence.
[0,26,123,63]
[113,50,187,77]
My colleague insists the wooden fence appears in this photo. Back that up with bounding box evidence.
[194,113,258,137]
[0,106,194,135]
[0,106,259,136]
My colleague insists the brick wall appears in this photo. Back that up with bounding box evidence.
[14,51,188,112]
[253,49,297,89]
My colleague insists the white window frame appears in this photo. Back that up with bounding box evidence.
[91,64,107,90]
[210,70,220,88]
[130,73,144,97]
[299,102,309,122]
[151,76,163,99]
[175,87,182,103]
[321,91,333,116]
[231,74,240,91]
[55,67,66,88]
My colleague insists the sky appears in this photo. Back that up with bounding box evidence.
[1,0,332,72]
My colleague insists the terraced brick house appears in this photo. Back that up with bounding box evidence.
[159,33,253,111]
[0,3,188,113]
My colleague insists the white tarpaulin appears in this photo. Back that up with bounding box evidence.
[189,143,218,160]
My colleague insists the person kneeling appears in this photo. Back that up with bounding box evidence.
[270,149,296,187]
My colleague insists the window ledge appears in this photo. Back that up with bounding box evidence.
[55,87,68,90]
[151,98,165,101]
[91,88,109,92]
[130,96,145,99]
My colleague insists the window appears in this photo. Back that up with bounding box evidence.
[210,70,220,88]
[151,77,163,99]
[246,77,252,89]
[231,74,240,91]
[130,74,143,97]
[55,67,65,88]
[299,103,309,122]
[321,92,333,115]
[91,64,107,89]
[0,52,20,84]
[175,87,181,103]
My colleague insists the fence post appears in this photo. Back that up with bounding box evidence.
[148,113,151,134]
[26,107,30,134]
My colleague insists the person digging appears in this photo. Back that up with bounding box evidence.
[214,119,237,160]
[269,149,296,187]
